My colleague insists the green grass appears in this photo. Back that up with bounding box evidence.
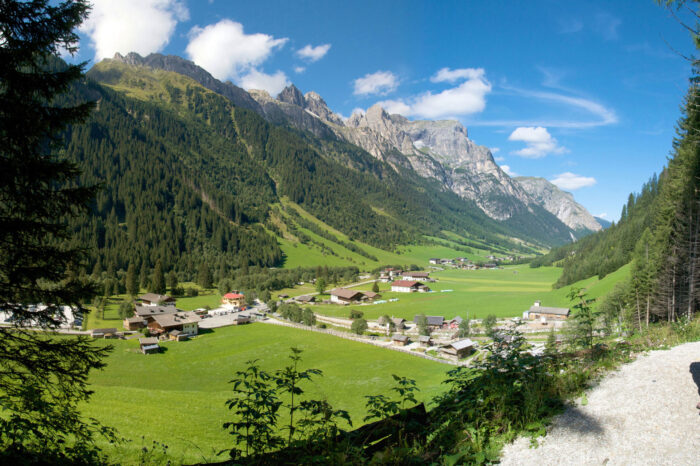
[312,264,631,321]
[83,324,450,464]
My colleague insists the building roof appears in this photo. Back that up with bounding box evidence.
[528,305,570,316]
[169,329,182,336]
[330,288,363,300]
[449,338,476,350]
[413,315,444,326]
[363,291,379,298]
[138,293,173,303]
[296,295,315,302]
[134,304,178,318]
[391,280,421,288]
[451,316,463,324]
[139,337,159,345]
[91,327,117,335]
[392,334,408,342]
[125,316,144,323]
[419,335,431,342]
[392,318,406,325]
[404,272,430,278]
[223,292,245,299]
[151,312,201,328]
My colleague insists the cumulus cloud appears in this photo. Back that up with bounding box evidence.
[294,66,306,74]
[353,71,399,96]
[238,69,289,96]
[296,43,331,62]
[500,165,518,177]
[376,68,491,119]
[431,67,484,83]
[508,127,567,158]
[80,0,189,60]
[185,19,287,81]
[550,172,596,190]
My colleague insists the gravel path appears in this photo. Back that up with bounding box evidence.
[500,341,700,466]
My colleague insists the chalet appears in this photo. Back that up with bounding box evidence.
[137,293,175,306]
[362,291,381,301]
[330,288,364,304]
[392,334,409,346]
[134,304,178,323]
[429,258,440,265]
[523,301,570,321]
[440,339,476,360]
[413,315,445,329]
[147,311,201,336]
[447,316,463,329]
[295,295,316,304]
[390,280,430,293]
[402,271,431,281]
[139,337,160,354]
[418,335,432,347]
[222,292,246,308]
[91,327,118,339]
[124,316,145,331]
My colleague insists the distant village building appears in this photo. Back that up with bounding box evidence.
[139,337,160,354]
[124,316,145,331]
[362,291,381,301]
[91,328,118,339]
[413,315,445,329]
[523,301,570,321]
[429,258,440,265]
[295,295,316,304]
[222,292,246,309]
[418,335,432,347]
[440,339,477,360]
[392,334,409,346]
[147,311,201,336]
[402,271,431,281]
[330,288,364,304]
[137,293,175,306]
[447,316,463,329]
[392,318,407,330]
[391,280,429,293]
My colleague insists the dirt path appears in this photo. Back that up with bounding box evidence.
[500,341,700,465]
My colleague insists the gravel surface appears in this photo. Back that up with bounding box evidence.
[500,341,700,466]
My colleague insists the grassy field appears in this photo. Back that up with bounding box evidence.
[83,324,450,464]
[310,264,631,321]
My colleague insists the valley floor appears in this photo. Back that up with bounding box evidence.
[500,341,700,465]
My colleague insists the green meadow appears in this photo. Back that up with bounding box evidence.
[310,264,630,321]
[84,324,450,464]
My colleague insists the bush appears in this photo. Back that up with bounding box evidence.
[351,318,368,335]
[349,309,364,320]
[185,287,199,297]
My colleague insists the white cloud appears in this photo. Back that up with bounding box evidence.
[294,66,306,74]
[296,43,331,62]
[490,147,500,154]
[238,69,289,96]
[353,71,398,96]
[508,127,567,158]
[501,165,518,177]
[431,67,484,83]
[376,68,491,119]
[597,213,608,219]
[351,107,366,116]
[550,172,596,190]
[185,19,287,81]
[80,0,189,60]
[494,156,505,162]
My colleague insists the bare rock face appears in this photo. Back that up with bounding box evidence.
[514,177,602,232]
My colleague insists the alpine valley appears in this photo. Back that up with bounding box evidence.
[67,52,603,275]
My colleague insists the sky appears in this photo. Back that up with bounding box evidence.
[70,0,698,222]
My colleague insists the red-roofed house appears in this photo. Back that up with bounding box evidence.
[222,292,246,309]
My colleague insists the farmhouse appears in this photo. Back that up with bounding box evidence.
[392,334,409,346]
[413,315,445,329]
[91,327,118,339]
[134,304,178,323]
[147,311,201,336]
[222,292,246,308]
[330,288,364,304]
[295,295,316,304]
[362,291,381,301]
[523,301,570,321]
[139,337,160,354]
[138,293,175,306]
[402,271,431,281]
[390,280,430,293]
[440,339,476,360]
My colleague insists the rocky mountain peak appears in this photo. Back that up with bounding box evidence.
[277,84,305,107]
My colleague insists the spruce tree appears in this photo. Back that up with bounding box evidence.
[126,261,138,296]
[198,263,213,289]
[0,0,113,460]
[151,259,166,294]
[167,269,178,293]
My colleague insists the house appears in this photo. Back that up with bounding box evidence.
[440,338,476,360]
[418,335,432,347]
[137,293,175,306]
[384,268,403,278]
[429,258,440,265]
[391,280,430,293]
[378,271,390,282]
[222,292,246,308]
[413,315,444,329]
[447,316,463,329]
[362,291,381,301]
[168,329,188,341]
[147,311,201,336]
[124,316,145,331]
[402,271,431,281]
[134,304,178,323]
[523,301,570,321]
[91,327,118,339]
[139,337,160,354]
[330,288,364,304]
[392,318,407,330]
[392,334,409,346]
[295,295,316,304]
[482,263,498,269]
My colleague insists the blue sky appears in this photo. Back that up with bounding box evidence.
[72,0,697,221]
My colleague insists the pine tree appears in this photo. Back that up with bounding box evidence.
[151,259,166,294]
[139,261,149,290]
[126,261,138,296]
[372,281,379,293]
[0,0,113,460]
[167,269,178,292]
[198,263,213,289]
